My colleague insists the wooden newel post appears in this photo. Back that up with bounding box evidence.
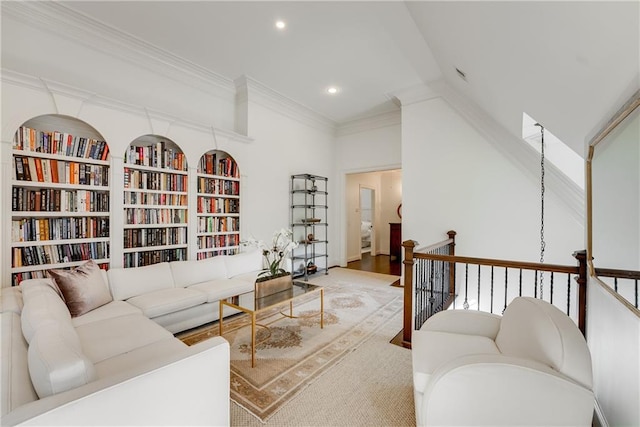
[447,230,457,298]
[573,249,588,336]
[402,239,417,347]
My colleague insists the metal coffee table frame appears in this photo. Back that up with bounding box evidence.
[219,281,324,367]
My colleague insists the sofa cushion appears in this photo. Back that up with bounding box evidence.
[189,278,255,303]
[75,314,173,364]
[1,312,38,416]
[412,330,500,393]
[496,296,593,389]
[20,284,71,344]
[0,286,24,314]
[107,262,174,301]
[27,322,96,398]
[71,301,143,327]
[170,257,228,288]
[94,338,187,379]
[126,288,207,319]
[20,278,62,299]
[225,249,263,278]
[48,260,113,317]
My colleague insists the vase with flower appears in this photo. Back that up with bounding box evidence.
[243,228,299,298]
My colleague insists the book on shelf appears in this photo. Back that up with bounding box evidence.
[14,156,24,180]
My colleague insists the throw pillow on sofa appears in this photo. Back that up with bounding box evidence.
[48,260,113,317]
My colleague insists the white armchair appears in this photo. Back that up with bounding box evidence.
[412,297,594,426]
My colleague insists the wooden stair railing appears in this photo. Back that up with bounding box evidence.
[400,231,588,348]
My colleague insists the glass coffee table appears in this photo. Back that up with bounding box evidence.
[219,281,324,367]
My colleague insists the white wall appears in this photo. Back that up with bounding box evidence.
[587,280,640,426]
[402,96,583,266]
[242,101,337,270]
[335,119,401,265]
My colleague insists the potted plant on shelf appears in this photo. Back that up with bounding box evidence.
[243,228,299,298]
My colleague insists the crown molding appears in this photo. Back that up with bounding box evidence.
[236,75,337,135]
[2,69,253,145]
[429,79,585,223]
[336,109,401,137]
[3,1,235,101]
[389,83,440,107]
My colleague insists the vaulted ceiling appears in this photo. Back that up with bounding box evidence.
[19,1,640,156]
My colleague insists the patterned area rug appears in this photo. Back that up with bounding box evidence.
[177,268,402,422]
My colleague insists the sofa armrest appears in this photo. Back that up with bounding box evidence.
[419,354,594,426]
[421,309,502,339]
[2,337,230,426]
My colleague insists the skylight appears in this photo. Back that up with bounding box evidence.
[522,113,584,189]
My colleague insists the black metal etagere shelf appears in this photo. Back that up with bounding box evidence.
[290,174,328,280]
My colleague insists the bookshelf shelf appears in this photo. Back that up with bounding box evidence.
[11,211,110,218]
[196,245,240,254]
[12,258,110,274]
[197,193,240,199]
[9,117,111,286]
[11,237,110,247]
[12,149,109,166]
[123,223,187,229]
[123,135,188,268]
[123,204,188,210]
[122,243,188,254]
[11,181,109,190]
[196,150,241,259]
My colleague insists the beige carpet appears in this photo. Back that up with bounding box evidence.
[178,268,413,424]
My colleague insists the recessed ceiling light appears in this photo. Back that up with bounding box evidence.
[275,20,286,30]
[327,87,339,95]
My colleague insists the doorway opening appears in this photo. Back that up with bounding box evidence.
[345,169,402,276]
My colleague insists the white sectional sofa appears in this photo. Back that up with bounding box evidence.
[0,249,263,426]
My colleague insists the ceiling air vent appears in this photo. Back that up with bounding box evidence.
[455,67,467,81]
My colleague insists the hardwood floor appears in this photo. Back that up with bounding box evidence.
[346,252,402,277]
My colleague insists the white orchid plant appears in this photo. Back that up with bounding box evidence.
[243,228,299,279]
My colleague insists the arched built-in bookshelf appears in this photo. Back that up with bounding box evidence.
[123,135,188,268]
[9,115,111,286]
[196,150,240,259]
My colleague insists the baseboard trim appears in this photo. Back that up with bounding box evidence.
[593,398,608,427]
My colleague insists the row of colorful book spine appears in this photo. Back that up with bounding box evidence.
[12,217,109,242]
[126,144,186,171]
[12,188,109,213]
[123,248,186,268]
[197,216,239,233]
[197,177,239,195]
[14,156,109,186]
[12,241,109,267]
[124,169,187,192]
[14,126,109,161]
[124,228,187,248]
[124,208,187,225]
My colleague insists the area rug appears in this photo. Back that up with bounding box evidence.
[177,268,402,422]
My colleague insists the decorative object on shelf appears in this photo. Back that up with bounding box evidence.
[306,261,317,274]
[307,233,315,241]
[301,218,321,223]
[243,228,298,298]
